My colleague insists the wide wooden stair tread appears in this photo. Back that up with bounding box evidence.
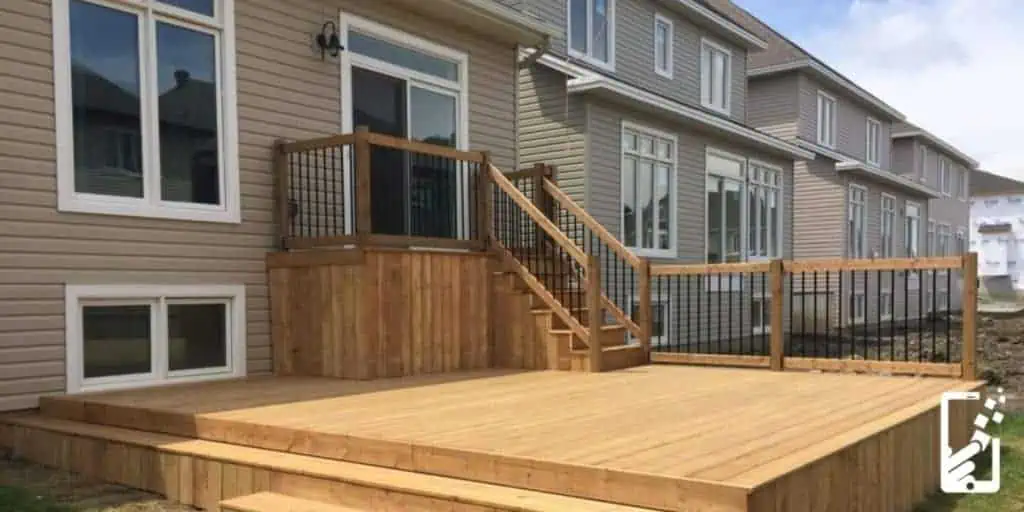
[221,492,362,512]
[4,413,656,512]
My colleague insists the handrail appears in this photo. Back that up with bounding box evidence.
[651,261,772,276]
[489,165,588,266]
[279,133,356,154]
[784,256,963,272]
[542,179,643,269]
[365,132,486,163]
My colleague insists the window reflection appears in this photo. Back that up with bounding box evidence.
[161,0,214,16]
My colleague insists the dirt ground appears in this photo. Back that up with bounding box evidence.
[978,312,1024,410]
[0,452,192,512]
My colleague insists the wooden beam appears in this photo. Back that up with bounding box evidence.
[493,244,590,343]
[784,256,962,272]
[503,166,553,181]
[354,126,372,239]
[477,152,493,249]
[278,133,356,154]
[265,249,365,269]
[285,234,485,252]
[769,259,785,371]
[587,255,603,373]
[784,357,963,378]
[273,140,290,249]
[651,261,772,276]
[651,352,771,368]
[364,132,485,163]
[637,259,653,356]
[542,179,644,269]
[961,252,978,380]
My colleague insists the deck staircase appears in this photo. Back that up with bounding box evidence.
[488,165,650,372]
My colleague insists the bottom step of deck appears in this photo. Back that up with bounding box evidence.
[0,413,655,512]
[221,492,363,512]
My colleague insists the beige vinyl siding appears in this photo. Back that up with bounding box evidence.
[746,73,799,138]
[0,0,517,411]
[517,64,587,204]
[519,0,748,123]
[792,158,844,259]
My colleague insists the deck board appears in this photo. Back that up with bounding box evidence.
[45,365,978,493]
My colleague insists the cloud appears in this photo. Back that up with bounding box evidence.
[799,0,1024,179]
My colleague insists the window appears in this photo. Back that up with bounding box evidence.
[568,0,614,69]
[653,14,672,78]
[880,194,896,257]
[748,163,782,259]
[706,151,745,263]
[958,167,968,200]
[927,219,936,256]
[866,118,881,165]
[65,284,245,393]
[956,228,967,255]
[630,298,668,346]
[849,292,866,323]
[918,145,928,180]
[937,223,951,256]
[751,296,771,334]
[700,39,731,114]
[55,0,238,223]
[817,91,837,148]
[848,185,867,258]
[905,202,920,257]
[939,158,951,196]
[880,290,893,319]
[622,123,675,256]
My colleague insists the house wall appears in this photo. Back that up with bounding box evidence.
[746,72,799,138]
[515,0,748,124]
[971,194,1024,296]
[791,158,844,260]
[797,74,893,170]
[907,139,971,242]
[0,0,518,411]
[891,138,915,177]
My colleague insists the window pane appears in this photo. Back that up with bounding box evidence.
[349,31,458,81]
[70,1,143,198]
[157,23,220,205]
[639,135,653,156]
[701,47,712,104]
[622,158,636,246]
[168,303,227,371]
[83,304,151,379]
[725,180,742,262]
[569,0,588,53]
[768,189,779,256]
[592,0,609,62]
[638,161,653,249]
[748,184,757,255]
[706,153,743,179]
[758,187,768,256]
[656,140,671,160]
[655,22,668,70]
[410,87,456,147]
[706,177,721,262]
[160,0,214,16]
[655,164,670,250]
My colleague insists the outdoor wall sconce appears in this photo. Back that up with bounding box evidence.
[316,21,344,60]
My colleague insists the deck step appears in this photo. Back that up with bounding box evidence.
[570,344,649,371]
[552,324,628,348]
[1,414,656,512]
[220,492,362,512]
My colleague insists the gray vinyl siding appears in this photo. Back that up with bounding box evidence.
[891,138,916,177]
[798,74,894,170]
[517,64,587,204]
[746,73,799,138]
[791,158,844,259]
[518,0,747,123]
[0,0,517,411]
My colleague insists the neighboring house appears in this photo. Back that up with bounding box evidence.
[970,170,1024,299]
[0,0,555,411]
[704,0,943,326]
[503,0,815,343]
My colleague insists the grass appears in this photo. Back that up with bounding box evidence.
[0,487,70,512]
[917,413,1024,511]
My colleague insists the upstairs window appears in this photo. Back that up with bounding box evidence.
[55,0,238,223]
[700,39,731,115]
[927,219,936,256]
[939,158,951,196]
[653,14,673,78]
[848,185,866,258]
[958,167,968,200]
[880,194,895,257]
[918,145,928,179]
[817,91,837,148]
[569,0,614,69]
[621,123,675,257]
[866,117,881,165]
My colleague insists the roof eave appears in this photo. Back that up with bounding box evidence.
[426,0,561,47]
[891,131,980,168]
[835,161,940,198]
[661,0,767,50]
[749,61,905,121]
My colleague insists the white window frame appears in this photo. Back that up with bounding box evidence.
[905,201,921,258]
[918,144,928,182]
[700,38,732,115]
[65,283,246,394]
[958,167,968,201]
[880,290,893,320]
[880,194,896,258]
[620,121,677,258]
[939,158,952,196]
[53,0,240,223]
[938,223,951,256]
[848,184,867,258]
[653,13,673,78]
[567,0,616,71]
[747,160,783,260]
[866,117,881,166]
[956,228,966,255]
[751,295,771,335]
[816,91,837,148]
[849,291,866,324]
[705,147,746,266]
[339,12,471,237]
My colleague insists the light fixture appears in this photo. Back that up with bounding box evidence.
[316,21,343,60]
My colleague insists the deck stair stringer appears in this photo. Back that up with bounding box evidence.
[0,413,673,512]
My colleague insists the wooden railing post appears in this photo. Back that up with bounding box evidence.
[638,259,652,358]
[354,126,372,243]
[273,139,290,249]
[477,151,492,250]
[531,164,549,250]
[769,259,785,371]
[961,252,978,380]
[588,255,603,372]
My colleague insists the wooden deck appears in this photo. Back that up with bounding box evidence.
[22,365,982,511]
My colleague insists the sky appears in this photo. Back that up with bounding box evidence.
[733,0,1024,180]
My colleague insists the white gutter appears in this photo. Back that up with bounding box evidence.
[661,0,767,50]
